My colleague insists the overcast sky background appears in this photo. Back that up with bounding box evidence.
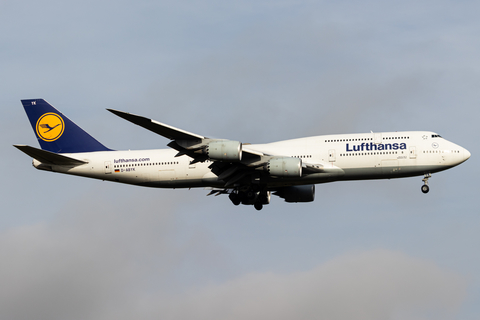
[1,0,479,319]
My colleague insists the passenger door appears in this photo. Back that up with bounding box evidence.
[409,146,417,159]
[329,149,336,162]
[104,161,112,174]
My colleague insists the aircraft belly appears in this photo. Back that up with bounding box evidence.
[140,179,206,188]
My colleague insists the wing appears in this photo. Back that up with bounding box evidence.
[107,109,206,140]
[107,109,265,163]
[106,109,337,188]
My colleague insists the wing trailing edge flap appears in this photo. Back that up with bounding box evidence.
[13,145,88,166]
[205,188,232,196]
[167,141,208,163]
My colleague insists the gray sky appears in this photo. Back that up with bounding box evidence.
[2,0,479,319]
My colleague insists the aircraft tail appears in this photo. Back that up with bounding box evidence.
[21,99,110,153]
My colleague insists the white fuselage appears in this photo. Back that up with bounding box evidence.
[35,131,470,189]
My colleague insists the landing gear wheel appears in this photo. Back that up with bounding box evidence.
[421,185,430,194]
[229,193,241,206]
[421,173,431,194]
[254,202,263,211]
[246,191,256,200]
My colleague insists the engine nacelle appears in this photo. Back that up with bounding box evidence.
[206,140,242,161]
[267,157,302,177]
[275,185,315,203]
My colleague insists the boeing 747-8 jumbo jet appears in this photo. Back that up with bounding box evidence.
[15,99,471,210]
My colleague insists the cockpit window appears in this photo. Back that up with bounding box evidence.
[431,134,442,138]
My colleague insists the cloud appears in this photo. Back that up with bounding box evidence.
[0,203,466,320]
[0,188,228,320]
[158,250,466,320]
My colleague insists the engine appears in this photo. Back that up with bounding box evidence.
[275,185,315,203]
[267,157,302,177]
[206,140,242,161]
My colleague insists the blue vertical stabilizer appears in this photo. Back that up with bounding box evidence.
[21,99,110,153]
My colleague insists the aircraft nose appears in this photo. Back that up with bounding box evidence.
[464,148,471,161]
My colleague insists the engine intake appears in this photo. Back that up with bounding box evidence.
[267,157,302,177]
[206,140,242,161]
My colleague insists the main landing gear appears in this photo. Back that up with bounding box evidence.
[229,188,270,210]
[421,174,431,194]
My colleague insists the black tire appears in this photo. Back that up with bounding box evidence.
[229,193,241,206]
[421,185,430,194]
[254,202,263,211]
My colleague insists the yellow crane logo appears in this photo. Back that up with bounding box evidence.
[36,113,65,142]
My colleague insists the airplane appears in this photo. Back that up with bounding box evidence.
[14,99,471,210]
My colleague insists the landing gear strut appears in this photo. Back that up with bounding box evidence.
[421,174,431,194]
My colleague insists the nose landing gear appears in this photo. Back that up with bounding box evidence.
[421,174,431,194]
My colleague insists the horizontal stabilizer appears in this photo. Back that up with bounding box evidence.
[107,109,205,141]
[13,145,88,166]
